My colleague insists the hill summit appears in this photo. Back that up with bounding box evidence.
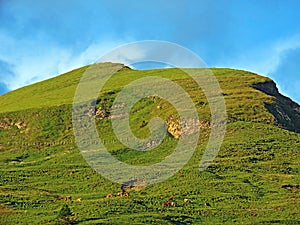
[0,63,299,133]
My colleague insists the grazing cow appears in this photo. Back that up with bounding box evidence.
[56,196,63,201]
[204,202,211,207]
[123,192,129,197]
[164,202,171,207]
[75,198,82,202]
[168,197,173,201]
[170,202,176,207]
[106,193,113,198]
[115,192,123,197]
[65,195,72,201]
[183,198,189,204]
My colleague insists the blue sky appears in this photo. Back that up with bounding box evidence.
[0,0,299,103]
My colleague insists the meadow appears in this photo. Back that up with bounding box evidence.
[0,63,299,224]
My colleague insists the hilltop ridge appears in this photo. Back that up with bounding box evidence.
[0,63,299,133]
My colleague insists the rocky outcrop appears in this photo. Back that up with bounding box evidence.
[253,81,300,133]
[121,179,146,191]
[253,80,279,97]
[166,115,210,139]
[0,121,10,129]
[15,121,26,129]
[0,118,26,130]
[95,107,110,120]
[166,115,182,139]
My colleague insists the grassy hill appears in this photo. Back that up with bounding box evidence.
[0,63,299,224]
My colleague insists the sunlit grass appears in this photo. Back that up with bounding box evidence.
[0,64,299,224]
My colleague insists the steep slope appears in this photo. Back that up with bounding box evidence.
[0,63,299,224]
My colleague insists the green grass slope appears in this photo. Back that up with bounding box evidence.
[0,63,299,224]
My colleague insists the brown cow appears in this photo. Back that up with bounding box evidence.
[56,196,63,201]
[164,202,171,207]
[106,193,113,198]
[123,192,129,197]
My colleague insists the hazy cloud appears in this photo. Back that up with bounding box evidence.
[270,47,300,102]
[213,35,300,103]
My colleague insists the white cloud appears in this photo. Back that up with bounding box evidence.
[212,35,300,102]
[216,34,300,76]
[0,34,130,90]
[99,40,208,69]
[99,42,148,65]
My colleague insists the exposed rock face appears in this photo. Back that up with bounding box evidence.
[253,80,279,97]
[85,106,110,120]
[166,115,182,139]
[95,107,110,120]
[121,179,146,191]
[15,121,26,129]
[0,118,26,130]
[0,121,10,129]
[166,115,210,139]
[253,81,300,133]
